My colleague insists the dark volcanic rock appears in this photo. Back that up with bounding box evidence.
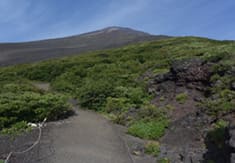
[170,58,211,83]
[230,128,235,149]
[229,120,235,163]
[153,72,173,83]
[149,58,211,95]
[231,82,235,90]
[159,113,210,163]
[148,58,234,162]
[232,154,235,163]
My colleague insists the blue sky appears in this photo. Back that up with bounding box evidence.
[0,0,235,42]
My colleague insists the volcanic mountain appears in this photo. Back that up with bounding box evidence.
[0,27,169,66]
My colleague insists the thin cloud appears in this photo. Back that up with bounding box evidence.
[0,0,235,41]
[27,0,153,40]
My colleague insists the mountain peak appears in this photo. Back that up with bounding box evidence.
[101,26,149,33]
[82,26,127,36]
[102,26,124,30]
[81,26,151,37]
[0,26,170,66]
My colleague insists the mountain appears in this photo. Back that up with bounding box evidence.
[0,37,234,162]
[0,27,170,66]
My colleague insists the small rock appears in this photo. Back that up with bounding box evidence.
[194,96,202,102]
[229,120,235,163]
[132,150,142,156]
[231,82,235,90]
[154,74,167,83]
[131,143,144,156]
[231,154,235,163]
[186,83,194,89]
[229,123,235,149]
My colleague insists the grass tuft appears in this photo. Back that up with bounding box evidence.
[144,141,160,156]
[176,93,188,104]
[128,120,168,140]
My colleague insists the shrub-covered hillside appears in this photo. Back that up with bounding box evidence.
[0,70,71,132]
[0,37,234,161]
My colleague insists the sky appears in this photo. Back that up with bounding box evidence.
[0,0,235,42]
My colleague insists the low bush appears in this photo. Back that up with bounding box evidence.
[0,92,70,130]
[1,121,31,136]
[0,82,39,94]
[207,120,229,148]
[176,93,188,104]
[152,68,169,76]
[105,97,131,113]
[145,141,160,156]
[77,79,115,110]
[201,89,235,116]
[128,119,168,139]
[159,158,171,163]
[137,104,166,121]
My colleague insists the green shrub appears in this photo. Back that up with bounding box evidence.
[144,141,160,156]
[1,82,38,93]
[165,104,174,111]
[125,87,147,105]
[0,92,70,129]
[152,68,169,75]
[201,89,235,116]
[207,120,229,148]
[128,119,168,139]
[176,93,188,104]
[159,158,171,163]
[112,113,127,125]
[105,97,130,113]
[18,62,72,81]
[203,52,230,63]
[138,104,166,121]
[1,121,31,136]
[160,96,165,101]
[206,160,215,163]
[211,63,231,75]
[210,75,234,94]
[78,79,114,110]
[113,86,149,106]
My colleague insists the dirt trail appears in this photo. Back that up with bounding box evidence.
[38,109,133,163]
[32,82,134,162]
[0,84,155,162]
[19,83,155,163]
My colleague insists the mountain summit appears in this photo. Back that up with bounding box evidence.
[0,27,169,66]
[81,26,150,37]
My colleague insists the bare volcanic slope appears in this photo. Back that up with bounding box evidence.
[0,27,169,66]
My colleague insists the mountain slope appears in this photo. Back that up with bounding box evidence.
[0,27,169,66]
[0,37,234,162]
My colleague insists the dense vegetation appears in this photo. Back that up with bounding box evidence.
[0,37,234,141]
[0,72,71,132]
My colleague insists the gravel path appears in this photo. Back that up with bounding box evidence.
[0,103,155,163]
[40,109,133,163]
